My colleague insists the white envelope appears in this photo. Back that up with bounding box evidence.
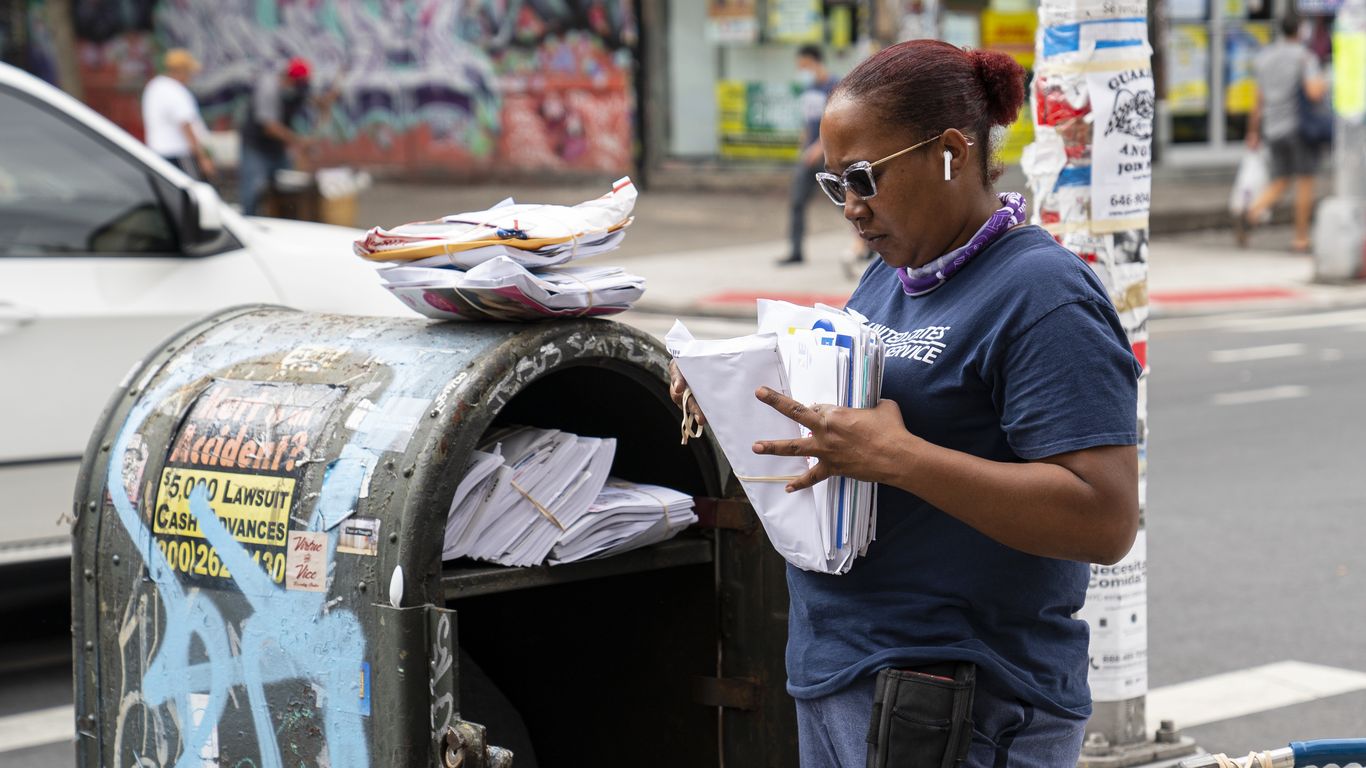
[776,332,842,558]
[758,298,865,339]
[666,321,845,573]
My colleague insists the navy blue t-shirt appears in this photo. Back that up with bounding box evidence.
[785,225,1141,718]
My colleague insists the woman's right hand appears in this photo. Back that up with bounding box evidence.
[668,360,706,427]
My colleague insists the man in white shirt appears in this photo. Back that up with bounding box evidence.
[141,48,215,181]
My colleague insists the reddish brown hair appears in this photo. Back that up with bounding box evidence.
[832,40,1027,184]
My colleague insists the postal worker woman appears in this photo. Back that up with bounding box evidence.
[672,39,1141,768]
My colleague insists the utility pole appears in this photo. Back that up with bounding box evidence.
[1021,0,1196,764]
[1312,0,1366,280]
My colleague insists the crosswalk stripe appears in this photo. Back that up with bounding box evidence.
[1147,661,1366,736]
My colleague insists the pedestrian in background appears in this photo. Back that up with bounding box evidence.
[1239,15,1329,253]
[778,44,838,266]
[141,48,214,182]
[238,57,337,216]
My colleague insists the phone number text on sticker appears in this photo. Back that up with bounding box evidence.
[155,537,288,584]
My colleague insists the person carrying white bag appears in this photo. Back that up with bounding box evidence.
[1229,148,1269,226]
[670,40,1140,768]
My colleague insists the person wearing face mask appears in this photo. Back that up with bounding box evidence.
[778,44,839,266]
[238,57,337,216]
[671,40,1141,768]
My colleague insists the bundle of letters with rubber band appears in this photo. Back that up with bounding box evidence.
[355,177,645,321]
[442,426,696,567]
[666,300,884,575]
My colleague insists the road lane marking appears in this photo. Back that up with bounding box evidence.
[1228,309,1366,333]
[1154,309,1366,335]
[1212,385,1308,406]
[1209,343,1306,364]
[0,704,72,753]
[1147,661,1366,736]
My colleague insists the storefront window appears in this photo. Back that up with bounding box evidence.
[667,0,865,163]
[1224,21,1273,141]
[664,0,1034,166]
[1164,0,1276,153]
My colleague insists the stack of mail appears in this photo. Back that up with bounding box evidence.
[549,480,696,564]
[354,177,636,267]
[355,177,646,321]
[442,427,695,566]
[666,300,884,575]
[378,258,646,321]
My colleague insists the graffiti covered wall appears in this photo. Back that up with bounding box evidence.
[30,0,637,175]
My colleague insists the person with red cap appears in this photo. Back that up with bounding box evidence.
[237,56,337,216]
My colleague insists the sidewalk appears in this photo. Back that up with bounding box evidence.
[619,223,1366,320]
[353,176,1366,320]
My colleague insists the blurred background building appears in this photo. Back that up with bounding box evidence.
[0,0,1340,184]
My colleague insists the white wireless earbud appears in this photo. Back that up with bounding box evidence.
[944,150,952,181]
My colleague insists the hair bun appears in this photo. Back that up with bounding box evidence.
[969,49,1027,127]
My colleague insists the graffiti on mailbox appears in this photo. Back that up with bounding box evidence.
[105,346,378,767]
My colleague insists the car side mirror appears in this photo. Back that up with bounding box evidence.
[189,181,224,234]
[181,181,225,249]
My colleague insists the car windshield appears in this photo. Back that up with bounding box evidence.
[0,86,179,256]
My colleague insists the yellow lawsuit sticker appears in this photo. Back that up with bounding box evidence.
[153,467,295,547]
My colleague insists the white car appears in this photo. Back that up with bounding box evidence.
[0,62,409,571]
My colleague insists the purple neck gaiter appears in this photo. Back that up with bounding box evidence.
[897,192,1027,297]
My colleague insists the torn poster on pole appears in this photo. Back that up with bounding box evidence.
[1088,57,1155,232]
[1075,530,1148,701]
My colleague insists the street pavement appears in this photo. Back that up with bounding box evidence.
[4,184,1366,765]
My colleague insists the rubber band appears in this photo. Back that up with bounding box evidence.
[553,270,596,317]
[1212,752,1276,768]
[680,389,704,444]
[631,486,673,532]
[508,479,566,532]
[734,474,802,483]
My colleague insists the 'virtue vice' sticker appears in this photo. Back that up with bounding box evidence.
[285,531,330,592]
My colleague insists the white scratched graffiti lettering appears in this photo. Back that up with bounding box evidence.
[429,613,455,739]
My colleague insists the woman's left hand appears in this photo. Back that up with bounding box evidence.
[751,386,915,493]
